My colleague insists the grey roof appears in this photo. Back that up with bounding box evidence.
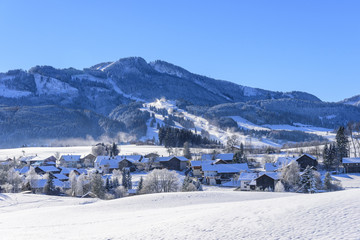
[158,156,189,162]
[37,166,60,173]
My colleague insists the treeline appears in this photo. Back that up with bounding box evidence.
[158,127,221,148]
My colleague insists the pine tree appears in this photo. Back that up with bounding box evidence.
[43,173,55,195]
[299,166,318,193]
[137,176,143,194]
[335,126,349,170]
[324,172,332,191]
[105,177,111,192]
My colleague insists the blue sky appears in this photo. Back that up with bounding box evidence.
[0,1,359,102]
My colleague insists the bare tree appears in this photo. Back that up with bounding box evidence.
[142,169,180,193]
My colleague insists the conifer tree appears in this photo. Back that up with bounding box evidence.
[137,176,143,194]
[335,126,349,170]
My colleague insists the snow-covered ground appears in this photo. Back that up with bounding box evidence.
[332,173,360,189]
[0,189,359,239]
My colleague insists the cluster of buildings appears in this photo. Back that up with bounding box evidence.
[3,149,360,193]
[189,153,319,191]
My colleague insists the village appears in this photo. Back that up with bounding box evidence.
[1,139,359,199]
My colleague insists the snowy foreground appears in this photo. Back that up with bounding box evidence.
[1,190,359,240]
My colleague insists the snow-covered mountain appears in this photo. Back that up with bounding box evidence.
[340,94,360,107]
[0,57,359,147]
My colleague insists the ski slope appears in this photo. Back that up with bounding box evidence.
[0,189,359,239]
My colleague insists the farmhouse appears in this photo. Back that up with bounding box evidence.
[238,172,258,191]
[35,166,61,175]
[202,163,249,185]
[275,154,318,171]
[201,153,234,163]
[254,172,281,191]
[157,156,189,171]
[190,160,213,177]
[342,158,360,173]
[57,155,82,168]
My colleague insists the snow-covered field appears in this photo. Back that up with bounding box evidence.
[0,189,359,240]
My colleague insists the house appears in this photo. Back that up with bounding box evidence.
[35,166,61,175]
[255,172,281,191]
[296,154,318,171]
[94,155,140,173]
[190,160,213,177]
[342,158,360,173]
[59,167,87,177]
[238,172,258,191]
[51,173,69,182]
[275,154,318,171]
[57,155,82,168]
[201,153,234,163]
[157,156,189,171]
[26,156,56,166]
[80,154,96,168]
[202,163,249,185]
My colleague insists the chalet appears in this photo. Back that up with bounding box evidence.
[59,167,87,177]
[80,154,96,168]
[57,155,82,168]
[190,160,213,177]
[26,155,56,166]
[201,153,234,163]
[157,156,189,171]
[94,155,140,173]
[275,154,318,171]
[30,178,67,192]
[35,166,61,175]
[51,173,69,182]
[342,158,360,173]
[254,172,281,191]
[296,154,318,171]
[238,172,258,191]
[202,163,249,185]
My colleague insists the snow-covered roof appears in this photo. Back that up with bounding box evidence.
[190,160,213,167]
[119,155,143,162]
[37,166,60,173]
[301,154,316,160]
[17,166,30,174]
[52,174,69,181]
[61,155,81,162]
[275,156,298,167]
[202,163,249,173]
[264,163,279,172]
[201,153,234,161]
[60,167,88,175]
[33,179,65,188]
[342,158,360,164]
[238,172,258,181]
[258,172,281,180]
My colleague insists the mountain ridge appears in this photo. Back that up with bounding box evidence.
[0,56,359,147]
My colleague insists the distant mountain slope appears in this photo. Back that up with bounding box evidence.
[0,57,358,147]
[340,94,360,107]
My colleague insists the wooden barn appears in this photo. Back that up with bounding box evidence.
[158,156,189,171]
[118,159,136,171]
[342,158,360,173]
[255,172,281,191]
[296,154,318,171]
